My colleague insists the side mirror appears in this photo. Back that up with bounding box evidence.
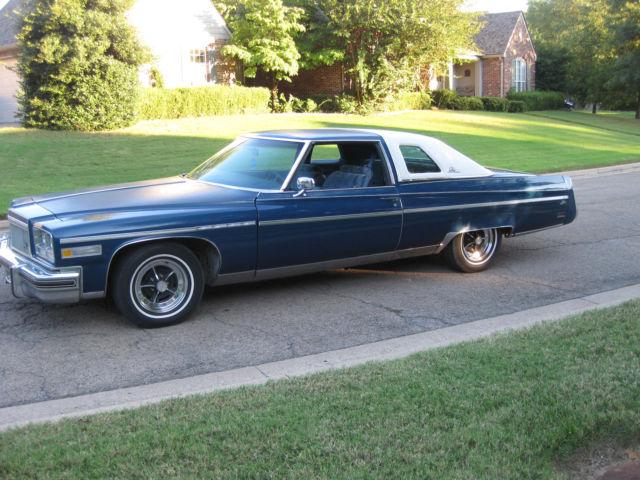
[294,177,315,197]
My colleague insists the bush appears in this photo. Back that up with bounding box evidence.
[508,100,526,113]
[136,85,270,120]
[308,95,341,113]
[450,96,484,111]
[431,89,458,109]
[506,91,565,110]
[480,96,510,112]
[384,92,432,111]
[17,0,149,131]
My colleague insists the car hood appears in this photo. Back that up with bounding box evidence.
[11,177,256,221]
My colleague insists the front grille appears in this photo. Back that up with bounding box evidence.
[10,223,30,257]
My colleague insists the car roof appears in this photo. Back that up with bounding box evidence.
[246,128,384,142]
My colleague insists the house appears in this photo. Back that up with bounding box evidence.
[0,0,20,124]
[0,0,233,124]
[439,11,537,97]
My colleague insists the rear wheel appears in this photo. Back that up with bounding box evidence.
[112,243,204,328]
[444,228,501,273]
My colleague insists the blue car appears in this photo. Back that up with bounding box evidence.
[0,129,577,327]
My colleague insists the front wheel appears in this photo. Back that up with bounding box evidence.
[112,243,204,328]
[443,228,501,273]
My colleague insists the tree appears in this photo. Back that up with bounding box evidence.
[215,0,305,104]
[607,0,640,119]
[16,0,149,131]
[528,0,615,113]
[307,0,480,105]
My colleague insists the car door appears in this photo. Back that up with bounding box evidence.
[255,141,402,271]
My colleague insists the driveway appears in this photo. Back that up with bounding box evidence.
[1,167,639,408]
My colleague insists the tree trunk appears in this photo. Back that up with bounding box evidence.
[592,103,597,114]
[636,88,639,120]
[267,72,278,110]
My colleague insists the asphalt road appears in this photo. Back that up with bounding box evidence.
[1,169,639,409]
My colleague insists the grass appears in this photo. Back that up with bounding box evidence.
[526,110,640,137]
[0,110,638,215]
[1,300,639,479]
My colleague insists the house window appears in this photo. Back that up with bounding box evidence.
[512,57,527,92]
[189,49,206,64]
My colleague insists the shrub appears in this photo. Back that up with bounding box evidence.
[450,96,484,111]
[431,89,458,109]
[480,96,510,112]
[306,95,339,112]
[506,91,565,110]
[136,85,270,120]
[384,92,432,111]
[508,100,526,113]
[17,0,149,131]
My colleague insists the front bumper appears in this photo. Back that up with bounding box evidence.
[0,234,81,303]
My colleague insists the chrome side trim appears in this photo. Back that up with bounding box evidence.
[81,291,106,300]
[60,221,256,245]
[404,195,569,215]
[254,245,440,281]
[259,210,402,227]
[212,270,256,286]
[212,245,439,287]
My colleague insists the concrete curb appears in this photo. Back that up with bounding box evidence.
[1,283,639,432]
[561,161,640,179]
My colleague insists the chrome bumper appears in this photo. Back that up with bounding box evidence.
[0,234,81,303]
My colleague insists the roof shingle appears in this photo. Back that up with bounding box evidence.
[0,0,25,50]
[474,11,522,56]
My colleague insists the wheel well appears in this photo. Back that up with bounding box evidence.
[106,237,221,296]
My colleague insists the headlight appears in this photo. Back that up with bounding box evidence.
[33,226,55,263]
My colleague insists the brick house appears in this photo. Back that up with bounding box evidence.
[440,11,537,98]
[0,0,233,124]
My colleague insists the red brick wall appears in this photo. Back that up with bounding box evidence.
[503,15,536,94]
[482,58,503,97]
[481,15,537,97]
[247,64,345,98]
[279,64,344,98]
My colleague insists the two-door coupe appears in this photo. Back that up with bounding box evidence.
[0,129,576,327]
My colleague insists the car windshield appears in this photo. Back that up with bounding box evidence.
[188,138,304,190]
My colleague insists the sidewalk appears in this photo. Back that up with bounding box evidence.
[1,283,639,431]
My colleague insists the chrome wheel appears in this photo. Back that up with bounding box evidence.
[131,255,193,317]
[443,228,501,273]
[113,243,204,328]
[460,229,498,266]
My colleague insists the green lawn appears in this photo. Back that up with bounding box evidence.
[526,110,640,136]
[1,300,638,479]
[0,110,639,215]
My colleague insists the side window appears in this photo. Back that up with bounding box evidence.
[400,145,441,173]
[293,142,389,189]
[310,144,341,163]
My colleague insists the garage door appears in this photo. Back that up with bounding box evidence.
[0,58,20,124]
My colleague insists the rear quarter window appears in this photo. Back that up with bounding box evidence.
[399,145,441,173]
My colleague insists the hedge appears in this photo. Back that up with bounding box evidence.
[136,85,270,120]
[384,91,432,111]
[506,91,565,110]
[431,89,458,109]
[479,96,510,112]
[450,96,484,111]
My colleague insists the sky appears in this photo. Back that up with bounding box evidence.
[0,0,529,14]
[463,0,529,12]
